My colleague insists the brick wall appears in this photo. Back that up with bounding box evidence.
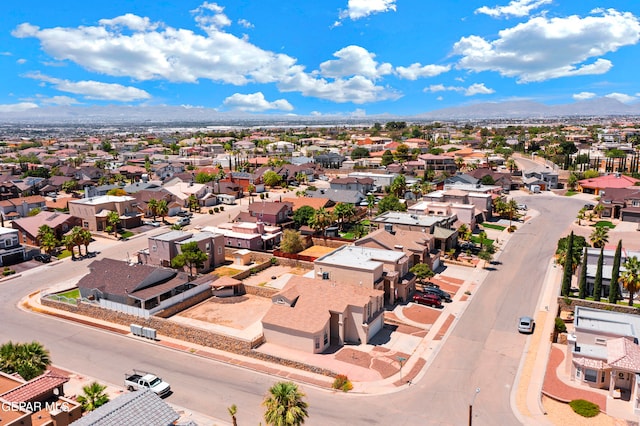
[244,285,278,298]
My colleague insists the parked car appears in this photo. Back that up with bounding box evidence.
[423,286,452,303]
[517,204,528,210]
[176,211,193,217]
[518,316,535,334]
[143,220,161,227]
[176,217,190,226]
[412,292,443,308]
[584,204,595,210]
[33,253,52,263]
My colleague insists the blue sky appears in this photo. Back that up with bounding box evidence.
[1,0,639,116]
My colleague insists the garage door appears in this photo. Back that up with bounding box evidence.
[1,252,24,266]
[621,212,640,223]
[367,315,384,341]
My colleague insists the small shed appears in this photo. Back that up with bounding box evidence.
[234,249,252,266]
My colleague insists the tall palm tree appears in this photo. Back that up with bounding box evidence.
[147,198,158,220]
[38,225,58,254]
[107,211,121,237]
[309,208,334,241]
[0,341,51,381]
[589,226,609,248]
[80,229,93,255]
[77,381,110,412]
[156,199,168,222]
[263,381,309,426]
[71,226,85,257]
[333,202,356,231]
[366,193,376,218]
[506,199,519,227]
[62,234,76,259]
[621,256,640,306]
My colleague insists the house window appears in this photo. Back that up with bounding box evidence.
[584,369,598,383]
[237,241,242,247]
[576,367,581,379]
[205,243,210,251]
[595,338,607,346]
[315,337,320,349]
[324,331,328,345]
[62,224,68,232]
[152,245,157,252]
[322,272,329,280]
[83,221,89,228]
[218,247,222,254]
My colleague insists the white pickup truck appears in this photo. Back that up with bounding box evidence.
[124,370,171,397]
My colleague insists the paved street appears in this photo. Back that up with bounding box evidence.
[0,194,584,425]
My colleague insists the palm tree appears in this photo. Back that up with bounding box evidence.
[589,226,609,248]
[0,341,51,381]
[366,193,376,218]
[477,231,488,250]
[106,211,120,237]
[71,226,85,257]
[263,381,309,426]
[390,174,407,198]
[228,404,238,426]
[506,199,519,227]
[593,204,604,218]
[309,208,334,241]
[454,156,465,171]
[576,210,585,226]
[333,202,356,231]
[77,381,110,412]
[80,229,93,255]
[506,158,517,173]
[37,225,58,254]
[62,234,76,259]
[156,199,168,222]
[620,256,640,306]
[147,198,158,220]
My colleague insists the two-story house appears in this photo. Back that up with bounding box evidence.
[0,226,25,266]
[372,211,458,252]
[0,195,47,220]
[138,230,225,273]
[419,154,458,175]
[314,244,416,304]
[355,227,440,270]
[329,177,375,194]
[597,187,640,222]
[68,195,142,232]
[203,222,282,251]
[243,201,293,227]
[12,211,80,246]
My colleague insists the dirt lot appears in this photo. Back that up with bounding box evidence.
[175,294,272,329]
[242,265,311,286]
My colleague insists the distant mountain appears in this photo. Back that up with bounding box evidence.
[414,98,640,120]
[1,98,640,125]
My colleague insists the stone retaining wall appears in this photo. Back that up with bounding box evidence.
[244,285,278,298]
[41,298,336,377]
[155,288,213,318]
[557,296,640,315]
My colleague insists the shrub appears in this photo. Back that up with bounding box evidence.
[270,257,278,265]
[555,317,567,333]
[3,270,12,276]
[569,399,599,417]
[508,225,517,233]
[3,266,9,271]
[219,206,224,211]
[332,374,353,392]
[214,207,220,213]
[260,193,265,200]
[209,209,214,214]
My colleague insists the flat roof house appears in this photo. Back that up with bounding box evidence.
[314,244,415,304]
[262,275,384,353]
[68,195,142,232]
[568,306,640,413]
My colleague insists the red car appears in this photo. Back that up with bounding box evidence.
[412,292,443,308]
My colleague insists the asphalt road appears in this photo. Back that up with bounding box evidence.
[0,194,583,425]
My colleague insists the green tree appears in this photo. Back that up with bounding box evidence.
[556,233,587,270]
[0,341,51,381]
[567,173,578,190]
[478,249,493,267]
[187,194,199,212]
[477,231,488,250]
[308,208,334,240]
[381,150,394,167]
[61,180,78,193]
[62,234,77,259]
[350,147,370,160]
[333,202,357,231]
[366,193,376,218]
[28,208,42,217]
[609,240,622,304]
[80,229,93,256]
[106,211,120,237]
[293,206,315,228]
[171,241,208,280]
[147,198,159,220]
[77,381,109,412]
[457,224,472,244]
[377,195,406,214]
[263,170,282,188]
[593,247,604,302]
[505,199,519,227]
[71,226,85,257]
[410,263,435,284]
[561,231,575,296]
[228,404,238,426]
[280,229,304,254]
[589,226,609,248]
[156,199,168,222]
[621,256,640,306]
[390,174,407,198]
[37,225,58,254]
[262,381,309,426]
[578,248,587,299]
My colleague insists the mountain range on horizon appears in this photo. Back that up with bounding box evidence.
[2,98,640,125]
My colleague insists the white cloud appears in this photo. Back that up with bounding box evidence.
[424,83,494,96]
[16,58,26,64]
[339,0,397,21]
[395,63,451,80]
[319,46,392,80]
[349,108,366,117]
[237,19,253,29]
[453,9,640,82]
[436,96,444,101]
[605,92,637,103]
[24,72,151,101]
[475,0,552,18]
[0,102,39,113]
[12,9,399,105]
[223,92,293,112]
[0,52,11,56]
[572,91,596,101]
[40,95,80,105]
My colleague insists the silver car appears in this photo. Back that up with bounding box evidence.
[518,316,535,334]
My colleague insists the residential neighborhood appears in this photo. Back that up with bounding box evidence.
[1,120,640,425]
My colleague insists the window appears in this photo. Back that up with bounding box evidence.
[218,247,222,254]
[152,245,157,252]
[595,338,607,346]
[205,243,210,252]
[315,337,320,349]
[584,369,598,383]
[83,221,89,228]
[324,331,328,345]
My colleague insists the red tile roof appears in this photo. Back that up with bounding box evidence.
[0,371,69,403]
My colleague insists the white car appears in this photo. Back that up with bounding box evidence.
[143,220,161,227]
[518,316,535,334]
[517,204,528,210]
